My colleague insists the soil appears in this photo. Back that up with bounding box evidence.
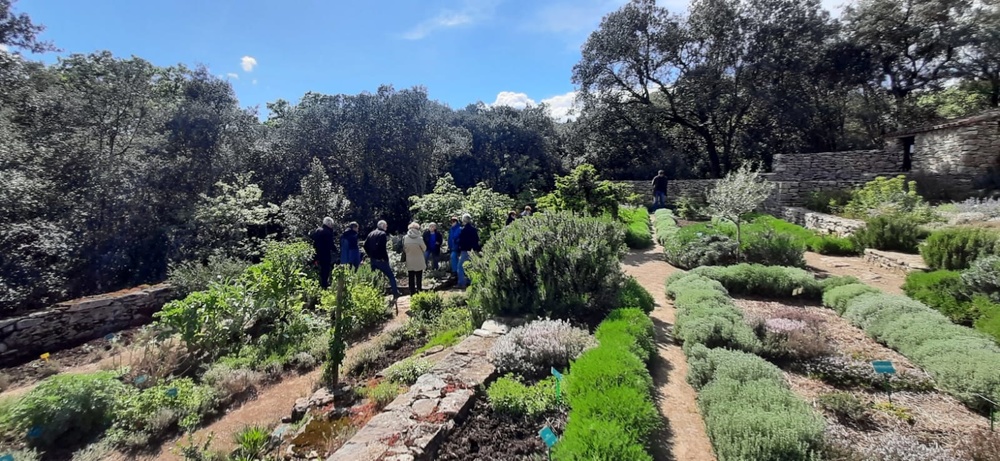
[731,297,991,456]
[804,252,906,294]
[0,329,139,397]
[436,398,567,461]
[623,239,717,461]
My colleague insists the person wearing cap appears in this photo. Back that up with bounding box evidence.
[363,220,400,298]
[311,217,338,289]
[340,222,361,269]
[456,214,481,289]
[448,216,462,278]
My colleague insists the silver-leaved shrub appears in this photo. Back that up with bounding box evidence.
[488,319,596,377]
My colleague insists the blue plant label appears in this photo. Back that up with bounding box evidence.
[27,425,43,439]
[166,387,178,398]
[104,333,115,341]
[539,426,558,448]
[551,367,563,381]
[134,375,148,385]
[1,453,15,461]
[872,360,896,375]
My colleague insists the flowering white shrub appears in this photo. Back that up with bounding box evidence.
[488,319,596,377]
[763,318,807,334]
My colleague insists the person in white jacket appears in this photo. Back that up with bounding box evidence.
[403,222,428,294]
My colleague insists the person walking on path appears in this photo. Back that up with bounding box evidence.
[505,210,518,226]
[448,216,462,278]
[521,205,532,218]
[652,170,669,207]
[340,221,361,269]
[311,217,338,289]
[456,214,481,289]
[364,220,400,298]
[423,222,444,270]
[403,222,428,294]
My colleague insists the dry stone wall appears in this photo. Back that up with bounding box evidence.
[617,179,719,204]
[770,150,901,181]
[779,206,865,237]
[0,284,174,366]
[910,121,1000,195]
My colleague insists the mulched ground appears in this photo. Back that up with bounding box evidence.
[436,398,567,461]
[0,328,140,392]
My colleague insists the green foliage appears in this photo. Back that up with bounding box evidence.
[975,301,1000,343]
[321,281,389,333]
[653,208,678,246]
[192,173,280,261]
[676,195,709,220]
[804,189,851,214]
[486,375,558,417]
[851,214,925,253]
[155,281,255,359]
[921,227,1000,270]
[167,255,250,298]
[963,255,1000,302]
[667,274,760,352]
[807,235,860,256]
[469,211,626,322]
[110,379,219,446]
[409,291,445,321]
[686,345,825,461]
[232,425,272,461]
[5,372,126,447]
[822,283,880,314]
[409,174,515,243]
[842,175,934,222]
[619,276,655,314]
[365,381,404,409]
[659,220,738,269]
[903,270,972,323]
[684,264,823,299]
[383,357,432,385]
[620,206,654,249]
[816,392,869,424]
[535,164,632,218]
[280,157,351,238]
[596,309,656,364]
[552,417,653,461]
[706,163,776,254]
[741,229,806,267]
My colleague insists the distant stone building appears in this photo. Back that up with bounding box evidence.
[885,110,1000,197]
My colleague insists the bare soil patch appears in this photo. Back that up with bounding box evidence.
[436,398,566,461]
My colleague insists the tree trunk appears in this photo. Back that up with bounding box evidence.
[705,137,723,179]
[991,78,1000,108]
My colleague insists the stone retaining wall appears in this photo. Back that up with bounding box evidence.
[0,284,175,366]
[779,207,865,237]
[617,179,719,204]
[863,249,929,275]
[328,321,507,461]
[770,150,901,181]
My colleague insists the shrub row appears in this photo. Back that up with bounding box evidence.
[554,308,657,460]
[920,227,1000,270]
[666,264,856,301]
[665,273,825,460]
[902,258,1000,343]
[620,206,654,250]
[824,286,1000,411]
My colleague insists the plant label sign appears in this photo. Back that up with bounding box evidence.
[551,367,563,402]
[134,375,148,385]
[871,360,896,375]
[166,387,178,398]
[1,453,14,461]
[551,367,563,381]
[539,425,558,448]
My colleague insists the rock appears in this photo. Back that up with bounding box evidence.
[420,345,445,356]
[437,389,475,418]
[480,319,510,335]
[0,342,7,354]
[290,397,310,422]
[831,263,850,268]
[16,318,43,330]
[472,329,495,338]
[410,398,438,418]
[308,387,337,407]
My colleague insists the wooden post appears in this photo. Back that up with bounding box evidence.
[327,268,347,387]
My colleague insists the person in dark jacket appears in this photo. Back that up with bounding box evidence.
[423,222,444,270]
[652,170,668,207]
[448,216,462,277]
[363,220,400,297]
[456,214,481,289]
[311,217,338,289]
[505,210,517,226]
[340,222,361,269]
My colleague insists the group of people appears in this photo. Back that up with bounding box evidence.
[505,205,533,225]
[310,214,483,298]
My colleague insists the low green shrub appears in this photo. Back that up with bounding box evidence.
[667,273,760,352]
[409,291,444,321]
[903,270,972,323]
[167,255,249,298]
[570,385,659,442]
[851,214,925,253]
[821,284,880,314]
[686,345,825,461]
[975,301,1000,343]
[921,227,1000,270]
[819,275,862,291]
[4,372,126,447]
[110,378,218,447]
[620,207,654,249]
[342,282,390,332]
[366,381,404,409]
[653,209,678,246]
[382,357,432,385]
[741,230,806,267]
[619,276,655,314]
[595,309,656,364]
[565,345,651,400]
[816,391,869,425]
[552,417,653,461]
[808,235,859,256]
[685,264,823,299]
[468,211,626,322]
[485,375,558,417]
[962,255,1000,301]
[841,175,934,221]
[804,189,851,214]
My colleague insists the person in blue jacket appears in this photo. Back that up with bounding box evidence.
[448,216,462,278]
[340,222,360,269]
[456,214,481,289]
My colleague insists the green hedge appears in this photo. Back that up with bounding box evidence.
[666,273,824,460]
[920,227,1000,270]
[825,288,1000,411]
[851,214,925,254]
[620,207,654,250]
[902,270,972,323]
[554,308,657,460]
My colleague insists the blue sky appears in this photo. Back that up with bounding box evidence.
[15,0,843,121]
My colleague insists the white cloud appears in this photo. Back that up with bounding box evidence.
[0,44,7,52]
[490,90,581,122]
[402,0,499,40]
[226,73,239,79]
[241,56,257,72]
[252,79,258,85]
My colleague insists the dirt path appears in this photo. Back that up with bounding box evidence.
[623,244,716,461]
[804,252,906,294]
[144,298,415,461]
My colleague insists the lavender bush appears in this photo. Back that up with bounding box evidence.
[955,197,1000,218]
[488,319,596,377]
[800,356,934,392]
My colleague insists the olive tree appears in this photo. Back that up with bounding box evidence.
[706,163,775,258]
